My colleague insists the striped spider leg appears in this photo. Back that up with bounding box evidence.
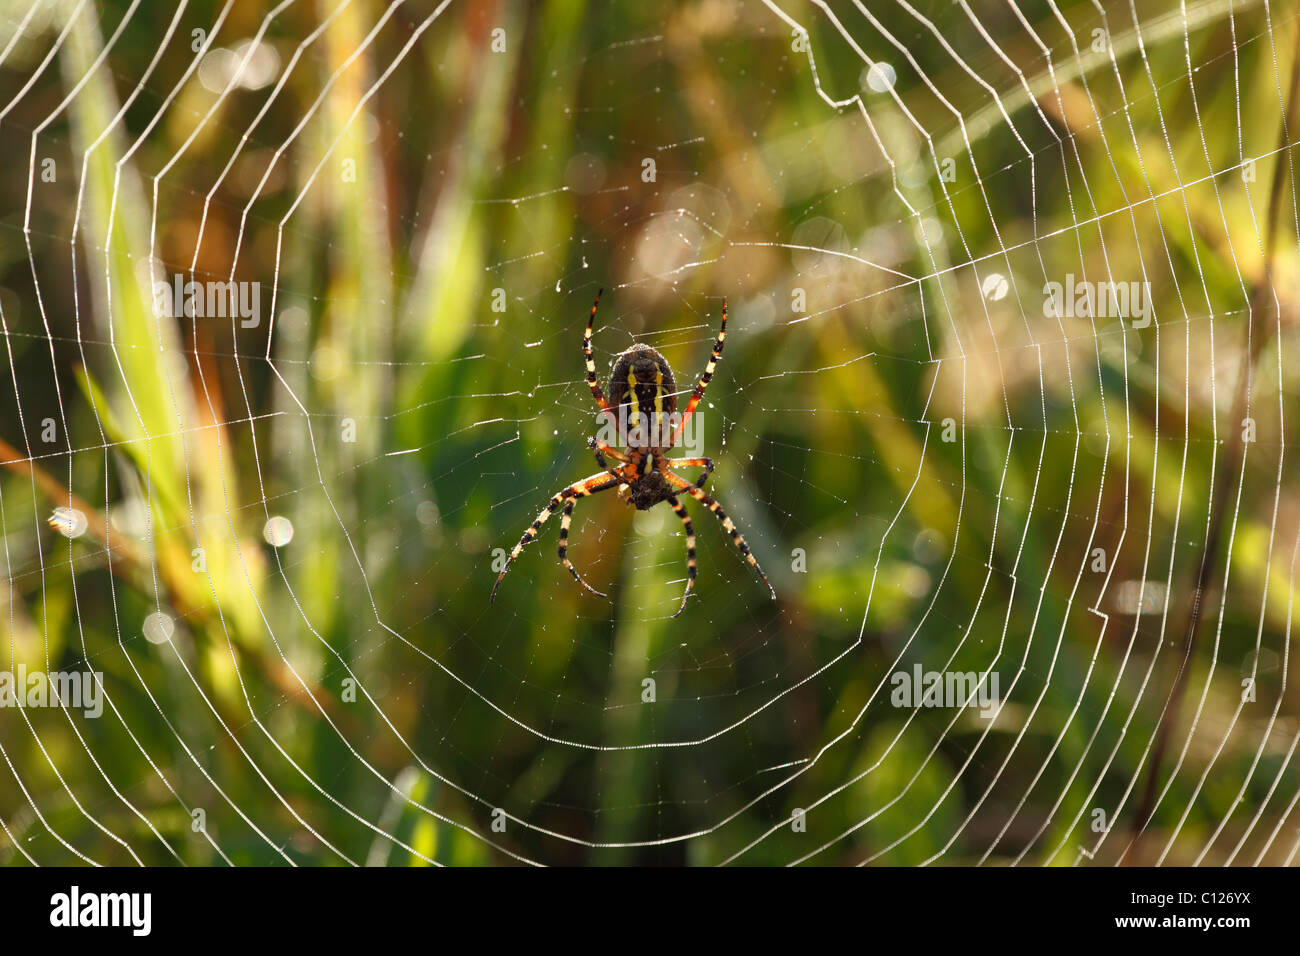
[668,299,726,450]
[490,471,621,604]
[661,468,776,614]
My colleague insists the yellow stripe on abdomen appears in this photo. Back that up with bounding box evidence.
[653,368,663,445]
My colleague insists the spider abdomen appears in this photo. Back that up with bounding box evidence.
[608,343,676,450]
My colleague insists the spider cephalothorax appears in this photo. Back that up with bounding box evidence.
[490,289,776,616]
[623,467,671,510]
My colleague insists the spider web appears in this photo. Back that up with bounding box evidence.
[1,0,1298,866]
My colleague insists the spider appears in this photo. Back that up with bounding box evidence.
[490,289,776,616]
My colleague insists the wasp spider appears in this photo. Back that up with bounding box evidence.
[490,290,776,616]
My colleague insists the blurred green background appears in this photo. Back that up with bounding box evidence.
[1,0,1298,865]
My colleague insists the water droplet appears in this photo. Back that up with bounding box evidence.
[262,515,295,547]
[48,506,87,539]
[981,273,1009,301]
[144,611,175,644]
[416,501,440,526]
[863,62,896,93]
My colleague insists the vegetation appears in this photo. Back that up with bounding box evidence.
[0,0,1296,866]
